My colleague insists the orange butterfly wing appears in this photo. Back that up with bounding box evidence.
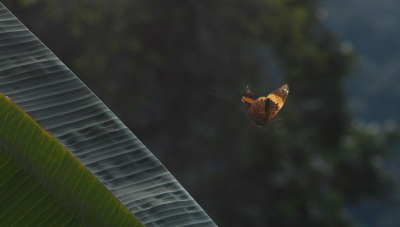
[242,84,289,126]
[265,84,289,120]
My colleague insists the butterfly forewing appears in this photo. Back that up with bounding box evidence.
[241,86,255,111]
[265,84,289,120]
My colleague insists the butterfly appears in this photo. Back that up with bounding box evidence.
[241,84,289,126]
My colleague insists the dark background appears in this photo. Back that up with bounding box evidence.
[4,0,400,226]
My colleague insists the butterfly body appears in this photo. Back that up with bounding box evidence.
[241,84,289,126]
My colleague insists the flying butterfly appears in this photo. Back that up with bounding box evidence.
[241,84,289,126]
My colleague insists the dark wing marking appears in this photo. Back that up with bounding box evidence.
[248,98,268,126]
[265,98,280,121]
[273,84,289,103]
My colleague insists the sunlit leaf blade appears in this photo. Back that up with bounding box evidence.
[0,150,81,226]
[0,3,216,227]
[0,94,142,226]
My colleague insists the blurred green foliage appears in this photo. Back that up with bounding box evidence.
[4,0,398,226]
[323,0,400,123]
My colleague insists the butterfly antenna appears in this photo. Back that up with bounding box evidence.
[195,86,244,110]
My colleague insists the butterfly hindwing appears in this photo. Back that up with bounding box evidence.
[248,98,268,126]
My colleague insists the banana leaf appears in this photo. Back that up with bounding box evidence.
[0,4,216,227]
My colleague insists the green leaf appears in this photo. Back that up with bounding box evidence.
[0,3,216,226]
[0,94,142,226]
